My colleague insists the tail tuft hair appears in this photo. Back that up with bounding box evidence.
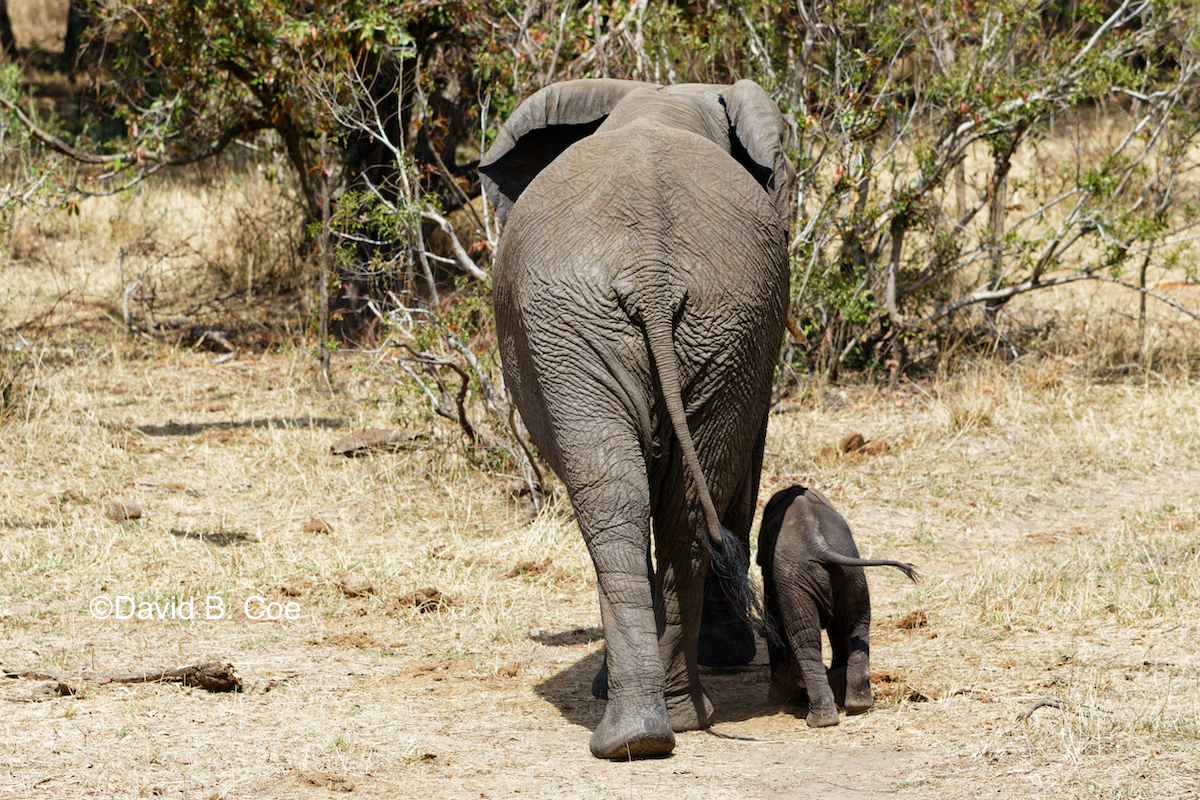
[705,524,763,629]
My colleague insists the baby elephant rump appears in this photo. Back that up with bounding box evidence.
[757,485,916,728]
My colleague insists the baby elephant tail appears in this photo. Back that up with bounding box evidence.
[812,550,919,583]
[795,490,919,583]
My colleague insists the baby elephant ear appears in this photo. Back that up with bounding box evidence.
[479,79,658,225]
[721,80,796,220]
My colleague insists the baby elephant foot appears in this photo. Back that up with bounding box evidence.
[843,663,874,715]
[590,698,676,760]
[844,685,875,715]
[803,670,840,728]
[805,704,841,728]
[665,687,714,732]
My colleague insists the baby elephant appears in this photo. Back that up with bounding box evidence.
[757,485,916,728]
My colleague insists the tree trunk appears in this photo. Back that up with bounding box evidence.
[63,1,94,71]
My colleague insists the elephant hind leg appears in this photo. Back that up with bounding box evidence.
[783,601,838,727]
[829,584,874,715]
[561,428,675,759]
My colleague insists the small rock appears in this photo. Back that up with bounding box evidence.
[336,573,375,598]
[303,517,332,533]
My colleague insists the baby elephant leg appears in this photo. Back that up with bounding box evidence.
[828,616,874,715]
[790,629,838,728]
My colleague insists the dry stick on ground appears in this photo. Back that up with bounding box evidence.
[1016,696,1115,722]
[1017,697,1063,721]
[5,663,242,694]
[98,662,242,693]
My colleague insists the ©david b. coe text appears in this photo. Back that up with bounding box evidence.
[89,595,302,621]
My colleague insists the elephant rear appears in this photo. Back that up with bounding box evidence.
[481,78,793,760]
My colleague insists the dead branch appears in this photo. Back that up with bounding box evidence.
[99,662,242,692]
[397,344,478,443]
[4,662,242,696]
[0,95,270,170]
[925,272,1200,326]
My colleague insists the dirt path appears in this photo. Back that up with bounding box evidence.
[2,350,1199,798]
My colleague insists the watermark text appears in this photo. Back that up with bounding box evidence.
[89,595,302,622]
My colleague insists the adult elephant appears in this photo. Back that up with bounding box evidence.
[479,79,793,759]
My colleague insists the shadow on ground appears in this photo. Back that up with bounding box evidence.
[170,528,259,546]
[132,416,346,437]
[532,630,807,735]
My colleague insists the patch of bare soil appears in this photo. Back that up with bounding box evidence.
[2,345,1199,799]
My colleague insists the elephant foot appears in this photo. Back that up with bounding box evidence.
[844,685,874,715]
[665,687,713,732]
[590,698,675,760]
[698,616,756,667]
[805,704,840,728]
[842,664,874,715]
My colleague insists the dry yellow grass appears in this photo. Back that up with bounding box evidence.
[1,310,1198,798]
[3,114,1200,798]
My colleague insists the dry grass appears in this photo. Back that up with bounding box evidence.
[2,112,1200,799]
[1,310,1197,798]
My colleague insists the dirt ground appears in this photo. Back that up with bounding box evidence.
[2,331,1199,799]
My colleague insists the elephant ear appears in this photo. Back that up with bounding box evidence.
[720,80,796,220]
[479,79,659,225]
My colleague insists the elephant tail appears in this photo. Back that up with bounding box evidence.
[635,291,744,575]
[797,494,919,583]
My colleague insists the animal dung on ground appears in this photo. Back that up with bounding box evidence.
[336,573,375,598]
[820,432,891,463]
[104,498,142,522]
[892,610,929,630]
[839,432,867,453]
[278,576,312,597]
[329,428,423,456]
[399,587,454,612]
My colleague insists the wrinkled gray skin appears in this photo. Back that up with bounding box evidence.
[479,79,794,759]
[757,485,917,728]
